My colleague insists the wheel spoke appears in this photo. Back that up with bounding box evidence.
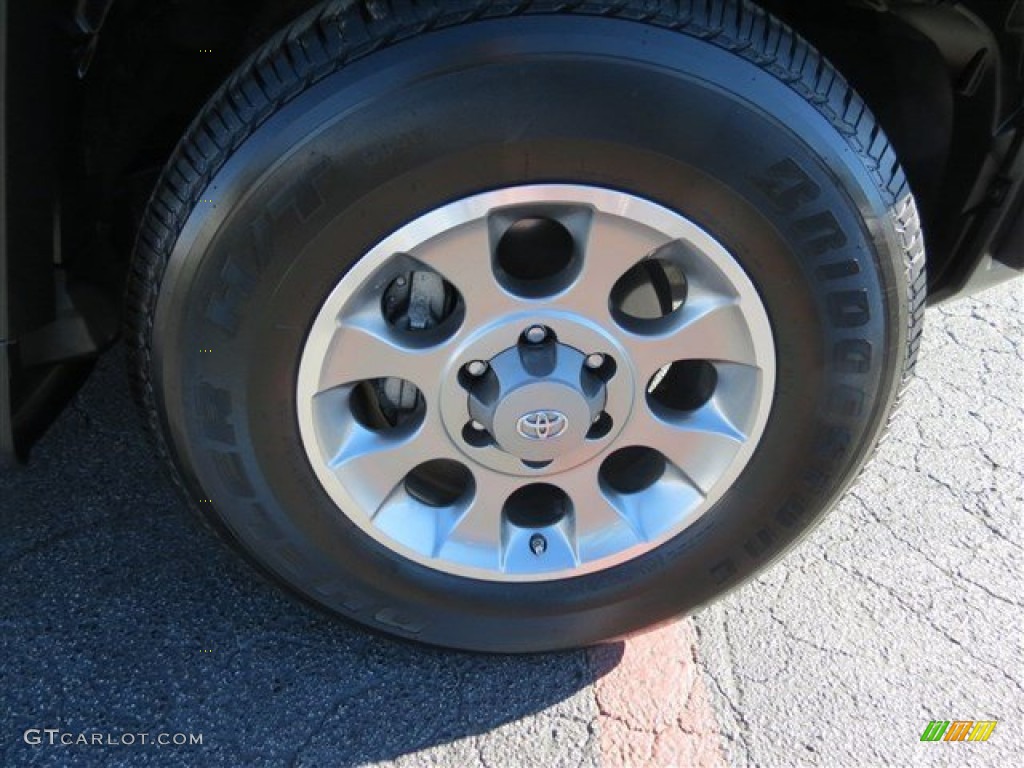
[606,465,705,542]
[412,218,519,325]
[621,402,745,495]
[328,413,452,518]
[623,298,758,380]
[560,213,674,321]
[556,465,644,561]
[434,472,516,571]
[503,522,578,574]
[318,309,451,398]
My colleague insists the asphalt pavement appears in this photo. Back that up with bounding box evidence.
[694,280,1023,767]
[1,280,1021,767]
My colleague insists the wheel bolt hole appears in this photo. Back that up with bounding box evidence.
[521,459,553,470]
[586,412,614,440]
[525,325,548,344]
[517,328,558,377]
[462,421,494,448]
[518,325,557,346]
[458,364,499,401]
[583,354,617,386]
[465,360,488,377]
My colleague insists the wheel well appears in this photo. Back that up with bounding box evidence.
[762,0,1022,295]
[20,0,1024,309]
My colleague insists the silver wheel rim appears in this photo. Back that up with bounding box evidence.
[296,185,775,582]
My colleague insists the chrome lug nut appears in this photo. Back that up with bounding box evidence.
[525,325,547,344]
[470,420,487,432]
[529,534,547,556]
[466,360,488,377]
[585,353,605,370]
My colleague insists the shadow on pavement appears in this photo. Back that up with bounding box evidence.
[0,348,617,766]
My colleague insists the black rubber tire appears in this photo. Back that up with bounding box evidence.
[127,0,926,653]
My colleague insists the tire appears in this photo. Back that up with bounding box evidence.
[127,0,926,652]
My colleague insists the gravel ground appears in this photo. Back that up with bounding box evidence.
[1,280,1021,767]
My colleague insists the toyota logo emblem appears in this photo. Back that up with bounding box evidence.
[516,410,569,441]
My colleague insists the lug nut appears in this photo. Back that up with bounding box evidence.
[466,360,488,377]
[470,420,487,432]
[525,325,547,344]
[585,353,605,370]
[529,534,547,556]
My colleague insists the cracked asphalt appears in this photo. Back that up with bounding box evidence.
[2,281,1021,767]
[696,281,1023,767]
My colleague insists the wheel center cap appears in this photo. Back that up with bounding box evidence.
[439,313,635,476]
[491,383,593,462]
[468,341,605,463]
